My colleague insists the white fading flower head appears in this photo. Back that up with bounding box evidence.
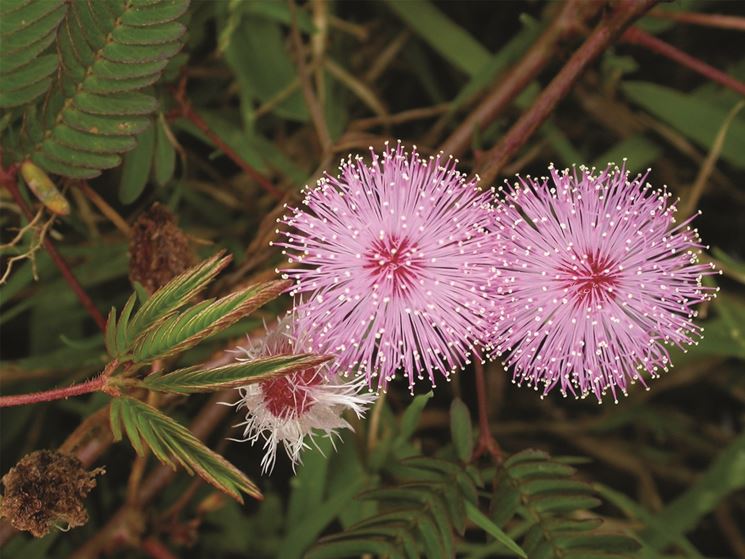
[230,318,376,474]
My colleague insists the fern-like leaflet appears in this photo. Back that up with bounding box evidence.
[491,450,642,559]
[1,0,189,179]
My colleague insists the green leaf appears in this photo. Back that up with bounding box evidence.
[466,501,527,558]
[128,251,232,338]
[110,397,260,503]
[305,538,402,559]
[153,113,176,186]
[119,120,155,204]
[450,397,474,462]
[643,431,745,550]
[222,10,308,123]
[131,279,288,361]
[385,0,490,77]
[623,81,745,169]
[592,135,662,174]
[594,483,703,559]
[105,307,119,358]
[395,390,433,445]
[278,476,368,559]
[16,0,188,177]
[141,353,332,393]
[0,0,65,109]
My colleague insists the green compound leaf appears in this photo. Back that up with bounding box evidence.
[142,353,333,394]
[0,0,65,109]
[490,449,641,559]
[128,251,232,340]
[16,0,189,178]
[110,396,260,503]
[131,278,289,362]
[307,455,489,559]
[465,501,527,558]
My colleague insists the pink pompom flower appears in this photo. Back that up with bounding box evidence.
[230,320,376,474]
[493,163,717,403]
[274,142,502,391]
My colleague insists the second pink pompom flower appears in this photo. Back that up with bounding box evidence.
[275,142,502,391]
[493,164,717,402]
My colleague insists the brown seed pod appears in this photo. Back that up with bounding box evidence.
[0,450,104,538]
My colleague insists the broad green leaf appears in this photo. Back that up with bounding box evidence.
[395,390,433,446]
[385,0,490,77]
[110,397,260,502]
[153,113,176,186]
[222,11,308,123]
[119,120,155,204]
[594,483,704,559]
[592,135,662,173]
[623,82,745,169]
[450,397,474,462]
[142,353,332,393]
[278,476,368,559]
[643,431,745,549]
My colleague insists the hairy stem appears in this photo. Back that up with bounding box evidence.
[172,77,284,201]
[476,0,659,185]
[1,169,108,331]
[0,361,119,408]
[0,377,104,408]
[622,26,745,97]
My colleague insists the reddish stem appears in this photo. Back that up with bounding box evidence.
[471,358,502,463]
[647,10,745,32]
[172,78,284,201]
[439,0,602,158]
[1,169,107,331]
[622,26,745,97]
[0,376,106,408]
[0,360,119,408]
[141,538,180,559]
[476,0,659,185]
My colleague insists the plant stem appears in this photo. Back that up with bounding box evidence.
[77,180,131,236]
[0,377,105,408]
[622,26,745,97]
[472,358,502,463]
[439,0,601,158]
[647,9,745,32]
[289,0,333,155]
[171,77,284,201]
[476,0,659,185]
[0,360,118,408]
[1,169,108,332]
[141,538,179,559]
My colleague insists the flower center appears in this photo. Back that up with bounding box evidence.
[561,252,619,304]
[261,368,321,418]
[363,234,424,296]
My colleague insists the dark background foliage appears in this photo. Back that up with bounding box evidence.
[1,0,744,558]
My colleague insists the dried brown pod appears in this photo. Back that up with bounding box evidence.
[0,450,104,538]
[129,203,196,295]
